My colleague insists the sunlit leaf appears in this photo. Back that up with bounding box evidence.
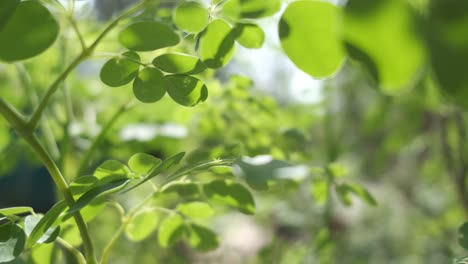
[0,207,33,217]
[26,201,66,248]
[174,1,209,33]
[119,21,180,51]
[343,0,425,93]
[128,153,162,175]
[203,180,255,214]
[222,0,280,19]
[335,182,377,206]
[94,160,131,183]
[100,51,140,87]
[162,182,200,198]
[125,210,159,242]
[158,214,187,248]
[234,23,265,49]
[166,75,208,107]
[0,223,25,262]
[67,179,130,215]
[200,19,236,68]
[177,202,214,219]
[0,0,59,62]
[153,53,206,74]
[279,0,344,78]
[24,215,60,244]
[133,68,169,103]
[188,223,219,251]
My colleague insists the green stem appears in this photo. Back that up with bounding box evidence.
[27,0,149,130]
[100,193,154,264]
[56,237,87,264]
[0,99,98,264]
[76,100,132,177]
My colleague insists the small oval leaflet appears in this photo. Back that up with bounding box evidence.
[200,19,236,68]
[0,223,25,263]
[100,51,140,87]
[125,210,159,242]
[128,153,162,175]
[0,0,59,62]
[133,68,170,103]
[234,23,265,49]
[174,1,209,33]
[166,75,208,107]
[202,180,255,215]
[158,214,187,248]
[153,53,206,74]
[279,0,345,78]
[119,21,180,51]
[188,223,219,251]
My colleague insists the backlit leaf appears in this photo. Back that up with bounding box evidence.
[200,19,236,68]
[177,202,214,219]
[153,53,206,74]
[279,0,344,78]
[125,210,159,242]
[158,214,187,248]
[128,153,162,175]
[133,68,170,103]
[26,201,66,248]
[100,51,140,87]
[174,1,209,33]
[188,224,219,251]
[24,215,60,244]
[166,75,208,107]
[119,21,180,51]
[203,180,255,214]
[234,23,265,49]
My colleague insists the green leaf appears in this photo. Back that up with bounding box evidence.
[279,0,344,78]
[125,210,159,242]
[177,202,214,219]
[0,207,33,217]
[233,156,307,190]
[222,0,280,19]
[94,160,131,183]
[0,0,19,31]
[202,180,255,215]
[200,19,236,68]
[427,1,468,108]
[24,215,60,244]
[70,176,100,199]
[166,75,208,107]
[26,201,66,248]
[335,183,377,207]
[0,0,59,62]
[153,53,206,74]
[122,152,185,193]
[28,243,54,264]
[0,223,25,263]
[234,23,265,49]
[459,222,468,250]
[119,21,180,51]
[174,1,209,33]
[188,224,219,251]
[66,179,130,215]
[162,182,200,198]
[343,0,425,94]
[158,214,187,248]
[132,68,170,103]
[128,153,162,175]
[100,51,140,87]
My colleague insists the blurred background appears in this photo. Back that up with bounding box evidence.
[1,0,468,263]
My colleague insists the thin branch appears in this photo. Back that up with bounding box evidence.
[56,237,87,264]
[28,0,149,130]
